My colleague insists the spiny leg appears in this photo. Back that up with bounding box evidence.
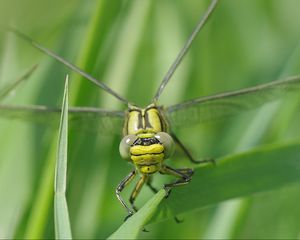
[160,165,192,198]
[171,132,215,165]
[116,169,137,221]
[164,167,192,223]
[129,175,151,233]
[160,165,194,223]
[146,176,183,224]
[176,167,194,176]
[129,174,148,212]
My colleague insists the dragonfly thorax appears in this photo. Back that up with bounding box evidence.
[123,104,168,136]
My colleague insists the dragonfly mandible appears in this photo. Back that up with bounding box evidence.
[1,0,300,221]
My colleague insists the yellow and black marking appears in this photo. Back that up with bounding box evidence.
[123,104,168,135]
[117,103,201,221]
[130,137,164,174]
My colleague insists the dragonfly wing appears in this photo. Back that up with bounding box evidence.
[166,75,300,128]
[0,104,125,135]
[0,64,38,100]
[69,106,125,135]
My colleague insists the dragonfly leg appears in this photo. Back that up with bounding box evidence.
[160,165,193,198]
[129,174,148,212]
[116,169,137,221]
[146,174,184,224]
[176,167,194,176]
[170,168,192,221]
[171,132,215,165]
[129,174,150,232]
[146,176,158,193]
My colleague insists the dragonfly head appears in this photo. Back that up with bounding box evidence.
[119,132,175,174]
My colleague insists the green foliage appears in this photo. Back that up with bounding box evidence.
[0,0,300,239]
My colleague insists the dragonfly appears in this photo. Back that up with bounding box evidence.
[1,0,300,221]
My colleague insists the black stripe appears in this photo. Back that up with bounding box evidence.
[137,111,143,129]
[155,110,166,132]
[131,152,163,157]
[128,108,142,113]
[144,110,152,129]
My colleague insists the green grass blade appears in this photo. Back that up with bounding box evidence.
[54,75,72,239]
[108,189,165,240]
[150,140,300,222]
[24,145,56,238]
[54,194,72,239]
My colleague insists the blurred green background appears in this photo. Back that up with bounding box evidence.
[0,0,300,239]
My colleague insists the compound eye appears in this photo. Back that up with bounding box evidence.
[119,134,138,160]
[154,132,174,159]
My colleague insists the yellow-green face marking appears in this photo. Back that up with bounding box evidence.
[119,104,174,174]
[130,142,164,174]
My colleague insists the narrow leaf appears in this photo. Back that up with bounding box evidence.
[54,75,72,239]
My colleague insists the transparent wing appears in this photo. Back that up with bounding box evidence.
[0,104,125,135]
[166,75,300,128]
[5,27,129,105]
[0,64,38,100]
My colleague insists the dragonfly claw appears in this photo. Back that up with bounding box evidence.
[163,186,172,198]
[124,211,134,222]
[208,158,217,165]
[192,158,216,165]
[174,216,184,223]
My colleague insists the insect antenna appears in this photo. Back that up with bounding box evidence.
[4,26,130,105]
[152,0,219,103]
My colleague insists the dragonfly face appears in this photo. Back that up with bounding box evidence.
[119,104,175,174]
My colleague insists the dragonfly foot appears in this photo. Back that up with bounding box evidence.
[124,211,134,222]
[208,158,217,166]
[192,158,216,165]
[174,216,184,223]
[164,186,172,198]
